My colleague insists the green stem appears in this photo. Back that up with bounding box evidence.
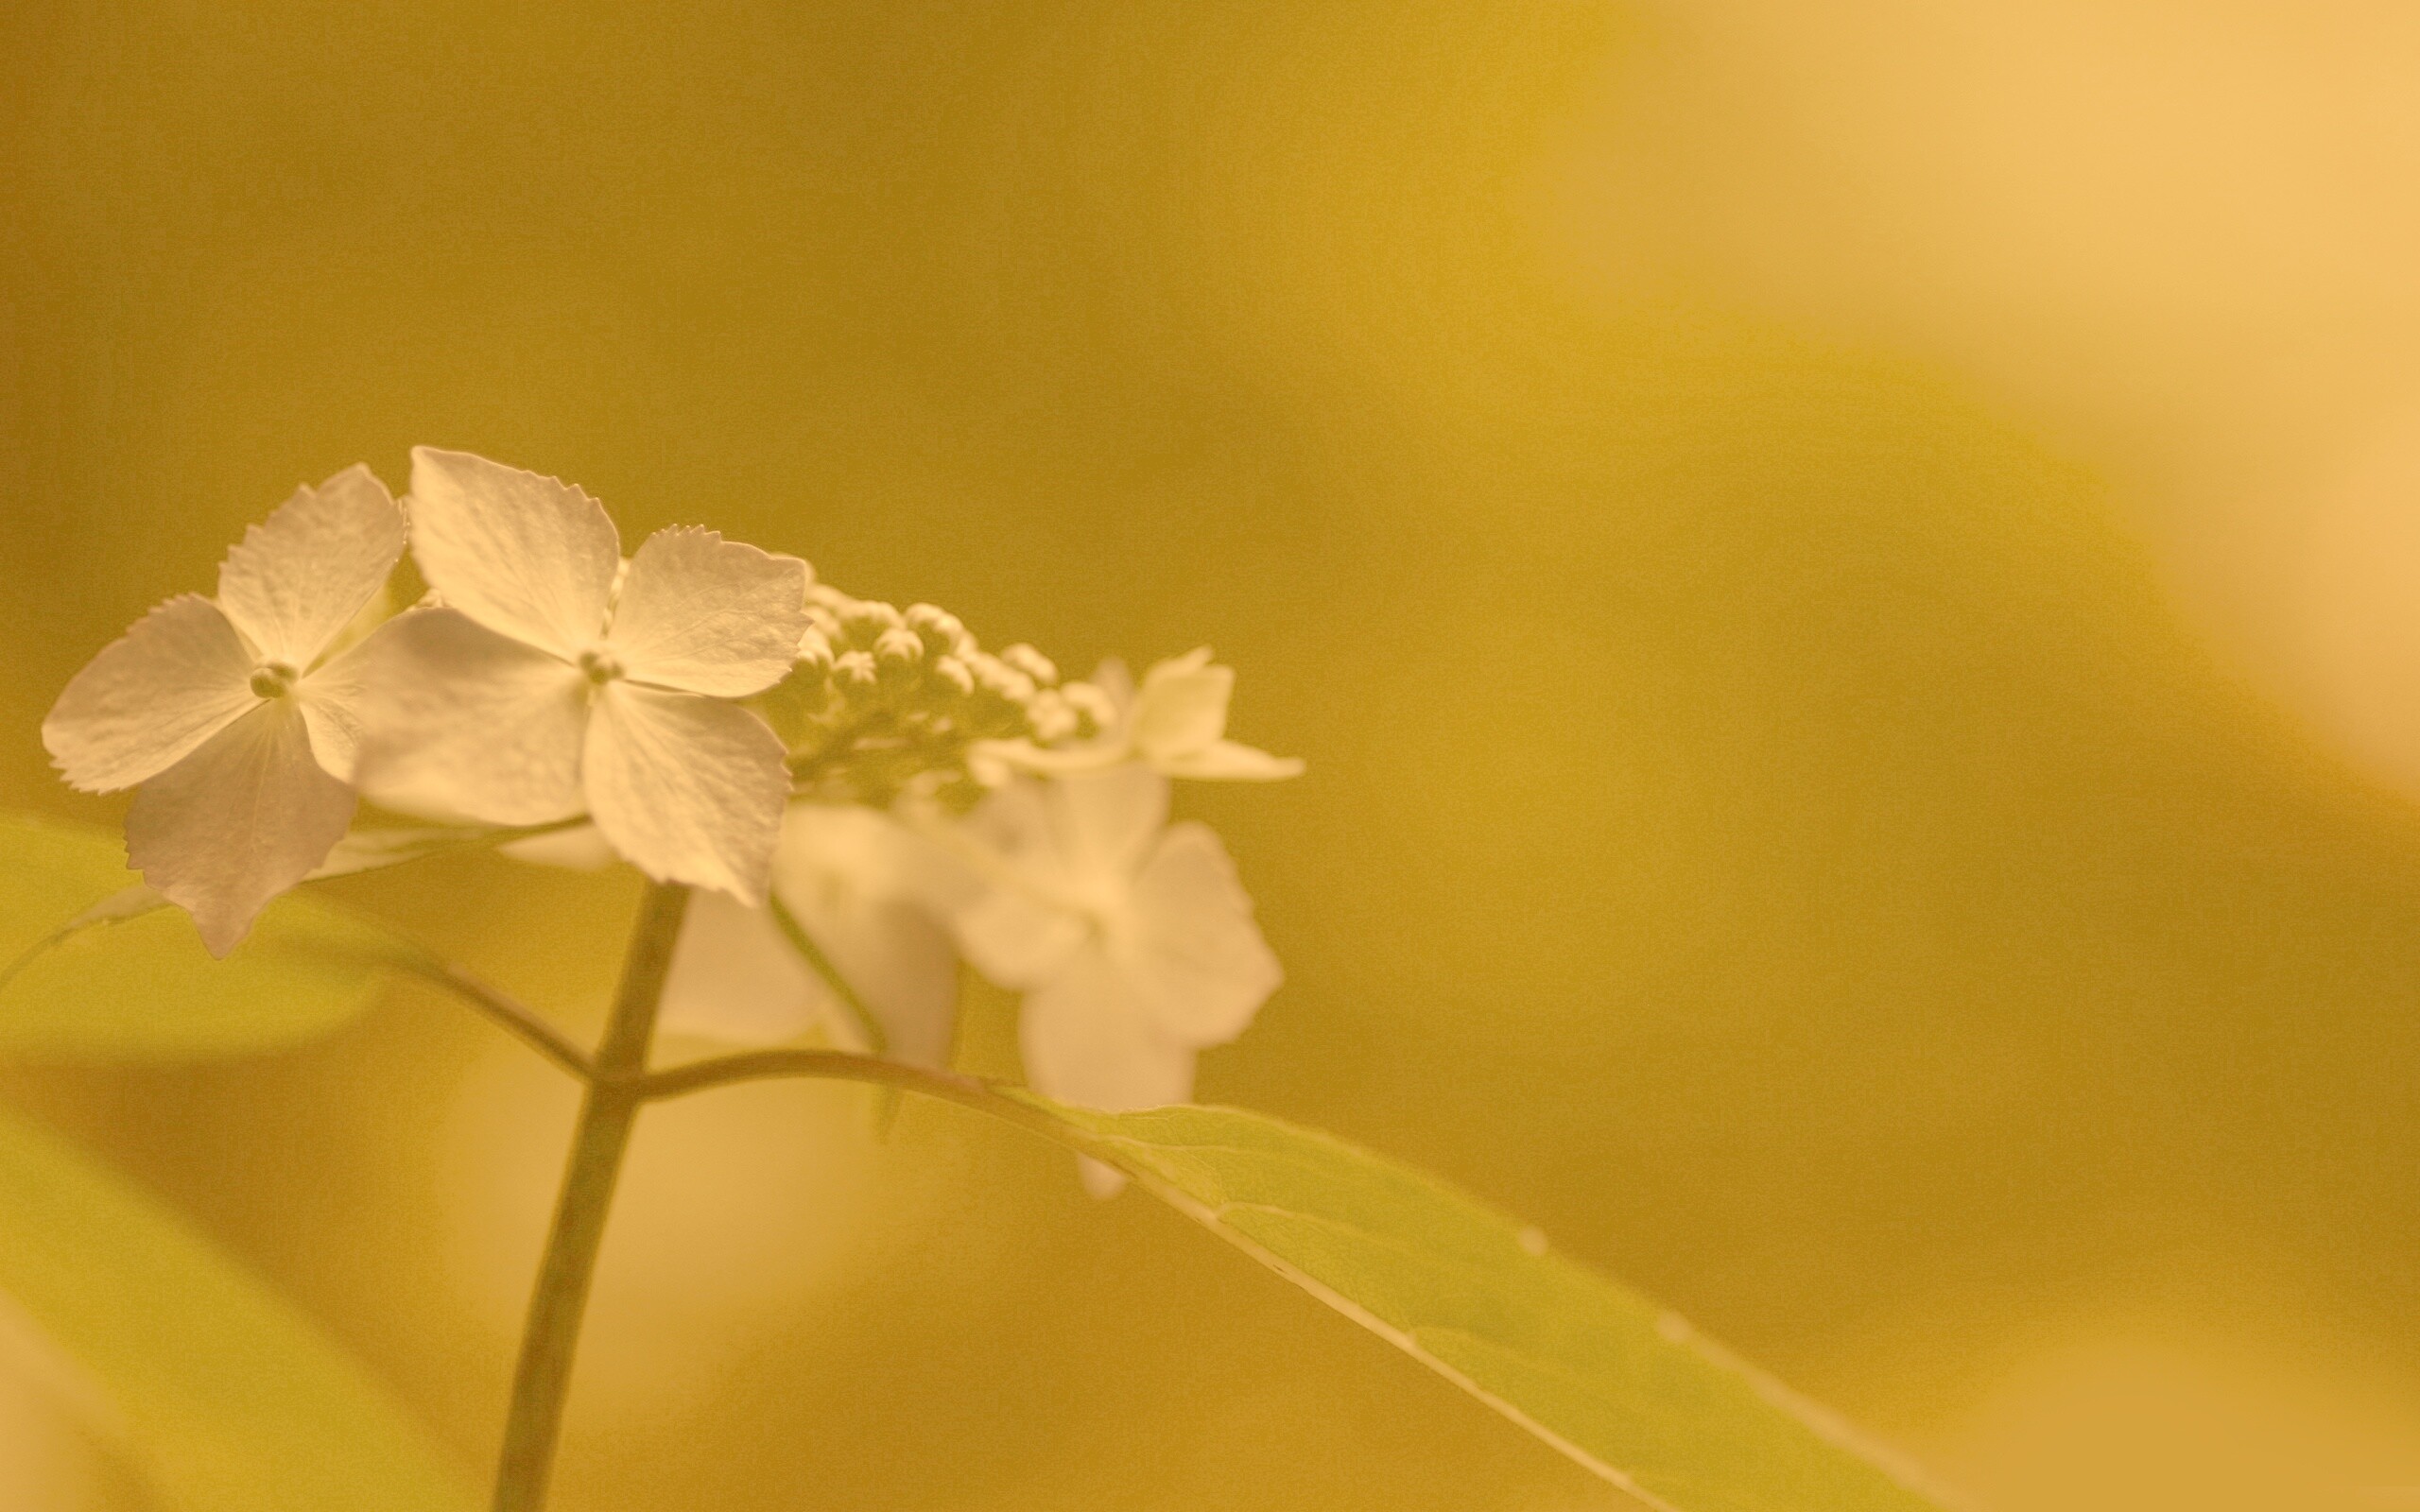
[491,882,691,1512]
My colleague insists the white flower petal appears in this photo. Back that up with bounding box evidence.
[777,805,975,1065]
[606,527,811,696]
[658,888,827,1046]
[215,465,406,669]
[43,595,258,793]
[1019,949,1197,1111]
[584,682,788,902]
[1130,649,1229,760]
[1050,765,1168,880]
[1155,739,1305,782]
[786,891,957,1066]
[124,699,356,956]
[349,608,589,825]
[954,884,1086,991]
[1115,821,1282,1044]
[290,625,391,783]
[1090,658,1136,714]
[406,448,620,658]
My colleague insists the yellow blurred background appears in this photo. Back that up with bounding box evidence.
[9,2,2420,1507]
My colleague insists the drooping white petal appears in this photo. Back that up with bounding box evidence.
[606,527,811,696]
[658,887,828,1046]
[1130,649,1228,758]
[348,608,589,825]
[1019,949,1197,1112]
[1114,820,1282,1044]
[43,596,259,793]
[215,465,406,670]
[1155,740,1305,782]
[584,682,788,902]
[1050,765,1168,881]
[406,448,620,659]
[124,699,357,956]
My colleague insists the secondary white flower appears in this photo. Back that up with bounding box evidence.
[658,804,972,1065]
[955,766,1279,1183]
[977,649,1302,782]
[43,467,406,954]
[357,449,808,902]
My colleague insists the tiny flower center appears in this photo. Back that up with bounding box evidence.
[248,662,299,699]
[578,646,626,685]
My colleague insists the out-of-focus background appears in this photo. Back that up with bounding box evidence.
[8,3,2420,1508]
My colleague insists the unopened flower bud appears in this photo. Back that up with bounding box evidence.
[832,649,879,695]
[905,604,968,658]
[795,627,835,679]
[929,654,976,699]
[998,644,1058,687]
[1060,680,1116,735]
[1028,689,1079,744]
[838,598,905,649]
[873,627,925,688]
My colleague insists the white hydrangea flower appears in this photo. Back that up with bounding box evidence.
[42,467,406,954]
[977,649,1302,782]
[356,449,809,902]
[657,804,973,1066]
[953,765,1280,1191]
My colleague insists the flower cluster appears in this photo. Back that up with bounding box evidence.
[43,450,1299,1141]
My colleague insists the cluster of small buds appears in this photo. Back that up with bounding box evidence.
[768,586,1112,806]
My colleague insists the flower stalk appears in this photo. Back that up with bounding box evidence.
[491,881,691,1512]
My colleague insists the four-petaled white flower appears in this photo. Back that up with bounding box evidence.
[657,804,974,1066]
[953,766,1281,1190]
[357,449,809,902]
[978,649,1302,782]
[42,467,406,954]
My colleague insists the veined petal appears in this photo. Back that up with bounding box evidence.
[1019,948,1197,1111]
[657,888,828,1046]
[124,699,357,956]
[290,616,397,783]
[406,448,619,659]
[1130,649,1229,759]
[1155,739,1305,782]
[607,527,810,696]
[1115,821,1281,1044]
[1050,766,1167,881]
[216,465,406,669]
[349,608,589,825]
[43,596,258,793]
[584,683,788,902]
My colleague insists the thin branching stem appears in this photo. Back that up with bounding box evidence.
[634,1048,1077,1145]
[490,882,690,1512]
[393,954,596,1080]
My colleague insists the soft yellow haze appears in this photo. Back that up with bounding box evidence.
[7,3,2420,1509]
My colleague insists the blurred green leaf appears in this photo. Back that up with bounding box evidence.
[0,1098,474,1511]
[0,813,407,1060]
[1011,1094,1955,1512]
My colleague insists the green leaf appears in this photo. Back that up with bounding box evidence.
[0,1098,473,1510]
[0,814,410,1060]
[1009,1093,1957,1512]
